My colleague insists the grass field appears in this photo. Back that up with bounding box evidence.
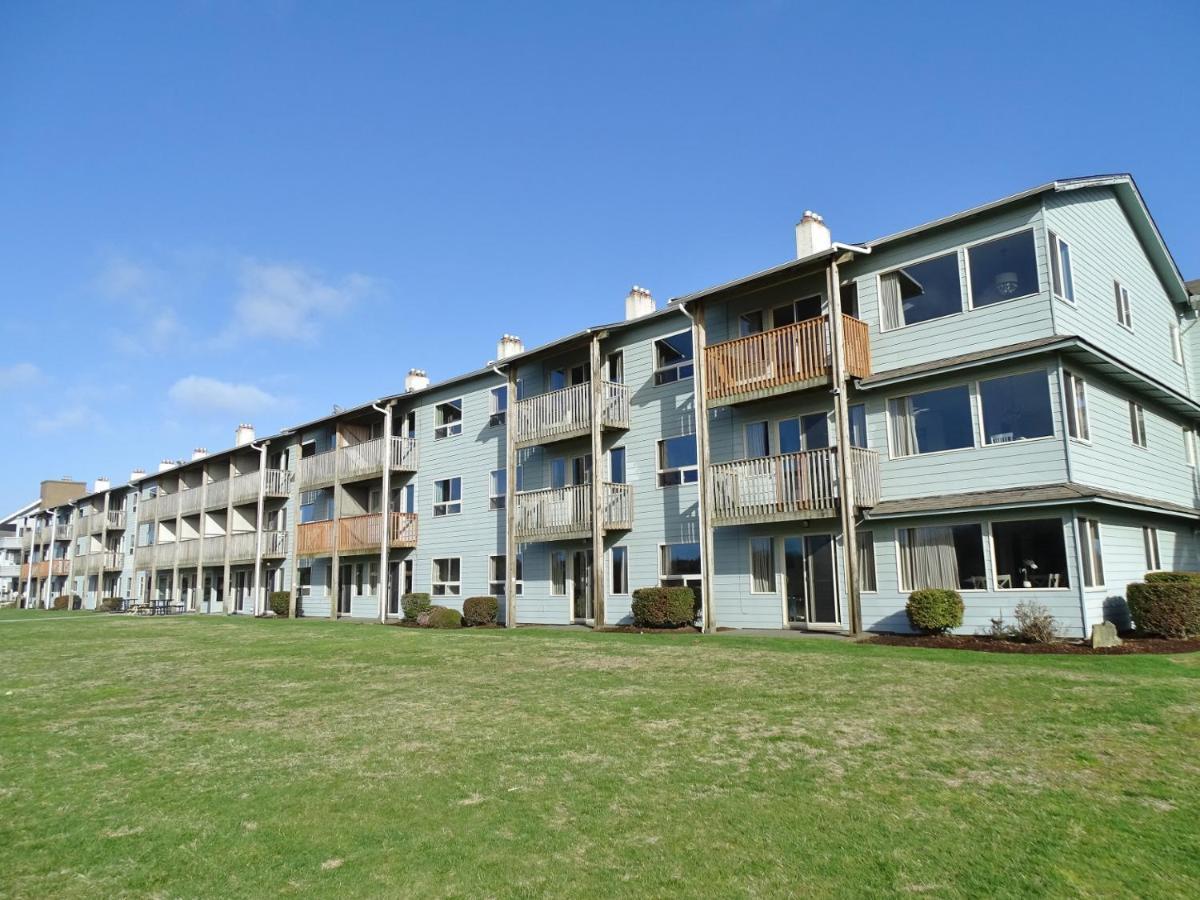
[2,612,1199,898]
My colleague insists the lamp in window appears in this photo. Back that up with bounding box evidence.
[1019,558,1038,588]
[995,271,1020,297]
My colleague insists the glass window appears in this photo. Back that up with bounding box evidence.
[1143,527,1161,572]
[489,469,506,510]
[968,230,1039,307]
[660,543,702,594]
[653,332,694,385]
[1049,231,1074,302]
[745,422,771,458]
[489,386,507,427]
[611,546,628,594]
[840,281,859,318]
[1185,428,1196,467]
[897,524,986,591]
[432,557,460,596]
[978,370,1053,444]
[609,447,626,484]
[773,295,822,328]
[1114,282,1133,329]
[858,531,876,591]
[606,351,624,384]
[888,385,974,456]
[879,252,963,329]
[1064,372,1090,441]
[1078,518,1105,587]
[434,399,463,439]
[779,413,829,454]
[739,310,764,336]
[490,554,522,596]
[750,537,775,593]
[1129,402,1147,448]
[992,519,1069,589]
[849,404,868,449]
[550,550,567,596]
[433,477,462,517]
[657,435,698,486]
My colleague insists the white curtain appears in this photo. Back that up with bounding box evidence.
[888,397,919,457]
[899,526,959,590]
[880,272,903,331]
[857,531,876,591]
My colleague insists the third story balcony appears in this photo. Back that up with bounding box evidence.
[704,314,871,407]
[512,381,630,449]
[299,436,419,489]
[512,482,633,543]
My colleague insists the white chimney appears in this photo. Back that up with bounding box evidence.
[235,424,255,447]
[192,447,208,461]
[625,285,655,321]
[94,477,111,493]
[795,210,831,259]
[158,459,175,473]
[497,334,524,360]
[130,468,145,483]
[404,368,429,393]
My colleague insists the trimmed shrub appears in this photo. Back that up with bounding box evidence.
[1144,571,1200,586]
[905,589,964,635]
[1011,599,1057,643]
[1127,579,1200,639]
[52,595,70,611]
[402,592,432,621]
[463,595,499,626]
[269,591,291,617]
[100,597,122,612]
[424,605,463,629]
[631,587,697,628]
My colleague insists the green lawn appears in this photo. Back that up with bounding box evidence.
[2,614,1198,898]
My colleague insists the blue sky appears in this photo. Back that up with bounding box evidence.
[1,0,1197,513]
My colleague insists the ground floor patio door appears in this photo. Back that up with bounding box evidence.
[233,571,248,613]
[784,534,840,628]
[338,564,352,615]
[571,549,593,622]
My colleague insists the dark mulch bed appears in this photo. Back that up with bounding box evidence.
[868,632,1200,655]
[597,625,702,635]
[391,620,502,629]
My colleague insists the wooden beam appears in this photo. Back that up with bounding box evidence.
[589,334,605,628]
[692,303,717,633]
[504,367,518,628]
[377,404,393,624]
[827,257,862,636]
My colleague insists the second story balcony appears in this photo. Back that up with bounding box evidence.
[299,437,419,489]
[229,469,294,506]
[101,550,124,571]
[512,482,634,542]
[704,315,871,407]
[512,382,630,449]
[710,446,880,526]
[296,512,418,556]
[106,510,127,530]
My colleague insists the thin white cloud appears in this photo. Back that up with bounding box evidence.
[94,255,156,303]
[167,375,280,415]
[32,405,105,435]
[221,260,374,343]
[0,362,43,389]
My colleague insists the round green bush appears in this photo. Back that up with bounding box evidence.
[631,587,697,628]
[905,589,964,634]
[51,595,70,611]
[1127,580,1200,638]
[424,605,463,629]
[1144,571,1200,585]
[402,592,432,621]
[99,597,122,612]
[463,595,499,626]
[269,591,291,617]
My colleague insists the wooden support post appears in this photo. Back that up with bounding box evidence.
[377,404,393,623]
[221,460,233,615]
[828,256,862,636]
[589,334,606,628]
[330,423,343,621]
[288,443,301,619]
[194,466,206,612]
[504,367,518,628]
[692,304,717,633]
[252,442,268,616]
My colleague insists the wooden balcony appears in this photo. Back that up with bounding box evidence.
[154,543,177,567]
[512,382,630,449]
[106,510,127,530]
[178,488,204,515]
[297,512,418,557]
[134,545,154,568]
[261,530,289,558]
[137,495,157,522]
[201,536,226,564]
[204,479,229,510]
[512,482,634,542]
[710,446,880,526]
[155,493,179,519]
[176,539,201,566]
[299,437,419,488]
[297,520,335,556]
[228,532,258,562]
[101,550,124,571]
[704,315,871,407]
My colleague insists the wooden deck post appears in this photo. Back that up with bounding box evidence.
[828,256,862,636]
[288,445,301,619]
[252,442,268,616]
[377,404,393,623]
[221,459,233,615]
[194,465,206,612]
[330,423,343,620]
[504,367,518,628]
[589,334,606,628]
[692,303,717,633]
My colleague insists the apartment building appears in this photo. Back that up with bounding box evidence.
[14,174,1200,638]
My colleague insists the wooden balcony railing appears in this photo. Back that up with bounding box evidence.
[710,446,880,525]
[106,510,127,530]
[156,493,179,519]
[512,482,633,541]
[137,495,157,522]
[261,530,289,557]
[178,488,204,515]
[299,437,419,488]
[134,545,154,568]
[228,532,258,562]
[176,539,201,566]
[204,479,230,510]
[101,550,124,571]
[201,536,226,564]
[298,449,337,488]
[338,512,419,552]
[512,381,630,448]
[263,468,293,498]
[229,472,260,506]
[704,315,871,404]
[154,543,177,567]
[297,520,335,556]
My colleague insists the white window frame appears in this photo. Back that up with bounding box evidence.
[656,435,699,487]
[885,383,978,460]
[431,557,461,596]
[738,309,764,336]
[1048,230,1075,303]
[748,536,777,594]
[1077,518,1105,589]
[876,247,966,332]
[1129,401,1148,449]
[488,386,507,427]
[652,330,695,386]
[489,553,522,596]
[489,469,506,511]
[963,226,1041,311]
[1113,281,1133,331]
[895,523,989,593]
[550,550,568,597]
[433,477,462,517]
[989,517,1071,591]
[1185,427,1196,467]
[610,546,629,595]
[1063,371,1090,442]
[975,368,1056,447]
[658,542,702,590]
[434,399,463,440]
[1170,323,1184,365]
[858,530,877,593]
[1143,526,1161,572]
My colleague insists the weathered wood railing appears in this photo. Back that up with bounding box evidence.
[134,545,154,568]
[204,479,230,510]
[261,530,289,557]
[299,449,337,488]
[297,521,335,556]
[229,472,258,506]
[178,488,204,515]
[175,539,201,565]
[710,446,879,524]
[156,493,179,519]
[513,483,633,540]
[154,543,177,567]
[263,468,293,497]
[101,550,124,570]
[201,536,226,564]
[299,437,418,488]
[106,509,127,530]
[137,495,157,522]
[512,381,630,447]
[228,532,258,561]
[705,315,871,402]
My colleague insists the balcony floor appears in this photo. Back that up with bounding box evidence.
[707,373,831,409]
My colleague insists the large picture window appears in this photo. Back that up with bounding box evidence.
[968,230,1039,307]
[879,252,963,330]
[888,385,974,457]
[897,524,986,591]
[991,519,1069,589]
[978,370,1053,444]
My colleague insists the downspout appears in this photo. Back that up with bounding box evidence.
[372,400,394,624]
[251,440,268,616]
[23,515,36,608]
[679,301,715,633]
